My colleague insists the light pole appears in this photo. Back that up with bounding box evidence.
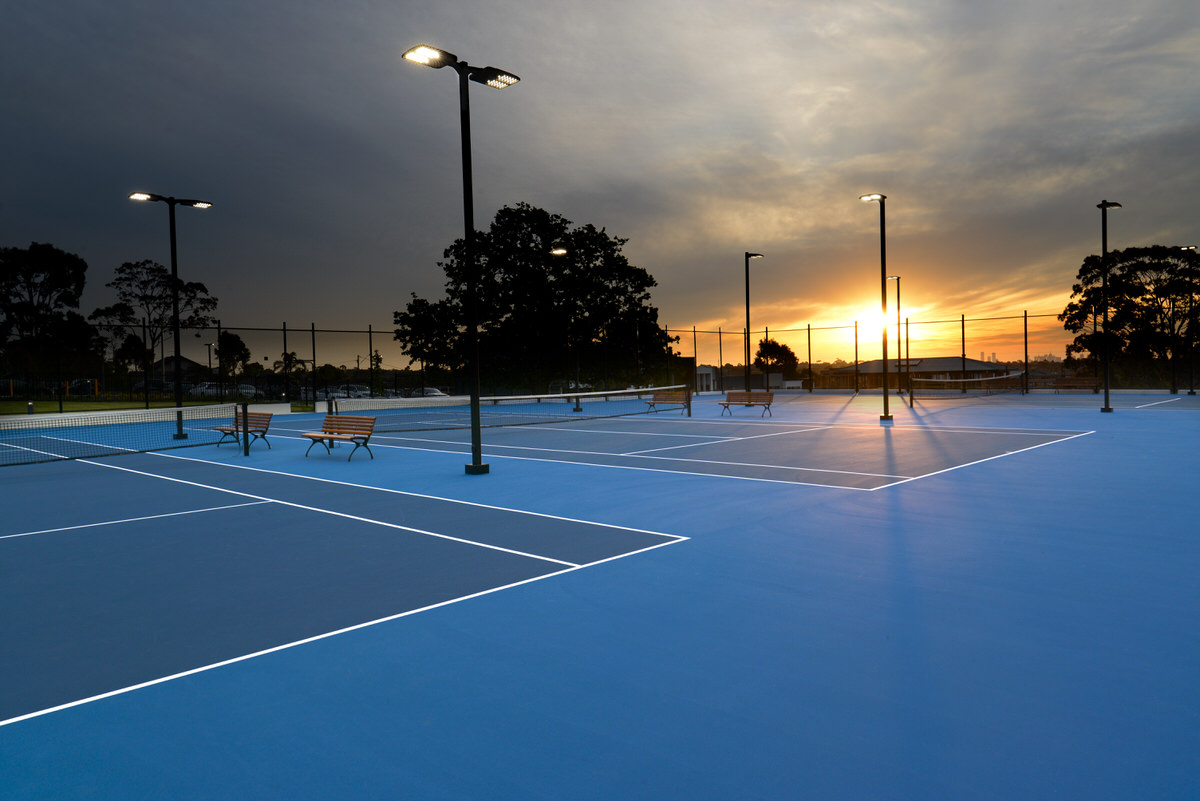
[129,191,211,438]
[403,44,519,475]
[888,274,902,404]
[860,193,891,421]
[1184,246,1198,396]
[744,252,764,391]
[1097,199,1121,413]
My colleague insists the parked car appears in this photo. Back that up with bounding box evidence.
[188,382,223,398]
[234,384,265,399]
[408,387,447,397]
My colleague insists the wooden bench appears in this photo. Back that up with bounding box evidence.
[719,391,774,417]
[1054,376,1100,393]
[645,390,690,414]
[215,410,273,449]
[302,415,376,461]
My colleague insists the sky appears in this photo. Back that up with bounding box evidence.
[5,0,1200,368]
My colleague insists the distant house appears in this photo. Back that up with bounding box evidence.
[826,356,1013,389]
[150,355,207,382]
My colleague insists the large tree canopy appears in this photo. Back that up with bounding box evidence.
[395,203,674,392]
[1060,246,1200,382]
[0,242,102,379]
[89,259,219,361]
[754,337,800,378]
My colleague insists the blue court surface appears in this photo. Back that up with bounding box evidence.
[2,391,1198,800]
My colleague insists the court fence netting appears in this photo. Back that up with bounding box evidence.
[909,373,1027,400]
[0,403,240,467]
[333,385,690,432]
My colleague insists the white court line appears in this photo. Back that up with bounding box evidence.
[149,444,685,541]
[1,502,271,540]
[872,430,1095,489]
[0,534,683,729]
[1135,397,1182,408]
[74,458,583,568]
[622,426,832,456]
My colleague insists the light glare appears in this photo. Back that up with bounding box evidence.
[404,45,444,66]
[129,192,152,201]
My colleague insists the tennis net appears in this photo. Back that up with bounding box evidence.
[910,373,1026,399]
[0,403,240,466]
[332,385,690,432]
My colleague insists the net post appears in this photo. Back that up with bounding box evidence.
[241,401,250,457]
[686,386,692,417]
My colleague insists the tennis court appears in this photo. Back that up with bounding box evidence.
[2,390,1198,800]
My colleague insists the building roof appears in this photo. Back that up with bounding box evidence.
[828,356,1013,375]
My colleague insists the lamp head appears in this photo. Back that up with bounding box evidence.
[469,66,520,89]
[1097,199,1121,210]
[403,44,457,68]
[888,275,900,280]
[859,193,886,203]
[745,252,764,259]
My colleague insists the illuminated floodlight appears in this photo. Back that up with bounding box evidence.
[470,66,520,89]
[859,193,886,203]
[403,45,454,67]
[129,192,155,202]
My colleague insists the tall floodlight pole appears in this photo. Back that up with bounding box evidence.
[1097,200,1121,413]
[860,194,891,421]
[744,252,764,391]
[129,192,212,438]
[404,44,519,475]
[888,275,902,403]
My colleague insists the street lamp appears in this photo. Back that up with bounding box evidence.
[860,193,891,421]
[1097,199,1121,413]
[129,191,212,438]
[888,275,903,404]
[744,252,764,392]
[403,44,520,475]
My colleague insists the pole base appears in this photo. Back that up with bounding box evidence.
[880,414,893,423]
[173,433,189,440]
[1101,407,1114,413]
[465,463,490,475]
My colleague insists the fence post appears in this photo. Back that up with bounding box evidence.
[807,324,813,392]
[854,321,859,394]
[241,401,250,457]
[960,314,967,391]
[1023,310,1029,394]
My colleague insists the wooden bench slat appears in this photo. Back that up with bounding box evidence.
[303,415,376,460]
[645,390,690,414]
[719,391,774,417]
[215,410,273,449]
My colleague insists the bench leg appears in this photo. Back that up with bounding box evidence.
[346,439,374,461]
[720,404,731,416]
[304,438,330,457]
[762,406,771,417]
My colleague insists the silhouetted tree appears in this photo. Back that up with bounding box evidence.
[395,203,673,392]
[90,259,219,365]
[1060,245,1200,385]
[754,338,800,378]
[215,330,251,377]
[0,242,102,386]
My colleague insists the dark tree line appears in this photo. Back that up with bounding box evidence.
[1060,245,1200,389]
[394,203,676,393]
[1,242,232,398]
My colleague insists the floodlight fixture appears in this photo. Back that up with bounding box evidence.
[860,192,891,420]
[743,252,765,392]
[1097,199,1121,412]
[128,190,212,437]
[404,43,521,475]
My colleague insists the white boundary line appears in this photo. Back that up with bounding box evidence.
[874,430,1096,489]
[1,502,271,540]
[1135,397,1182,408]
[0,535,683,729]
